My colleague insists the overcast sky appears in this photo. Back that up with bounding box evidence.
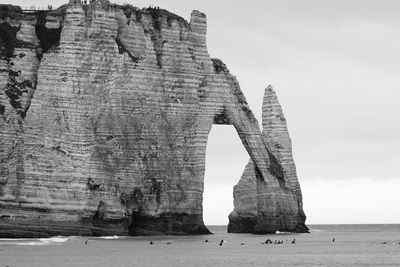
[5,0,400,225]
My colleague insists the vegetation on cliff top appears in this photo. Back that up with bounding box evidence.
[212,58,230,74]
[0,4,23,20]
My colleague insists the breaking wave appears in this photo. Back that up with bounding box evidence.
[97,235,121,240]
[0,236,71,246]
[276,231,292,235]
[310,229,326,233]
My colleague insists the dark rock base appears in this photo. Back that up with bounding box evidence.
[0,222,129,238]
[0,212,212,238]
[227,216,257,233]
[129,212,212,235]
[228,215,309,234]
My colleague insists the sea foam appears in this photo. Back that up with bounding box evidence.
[0,236,70,246]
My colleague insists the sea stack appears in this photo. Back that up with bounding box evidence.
[0,0,307,237]
[228,86,308,233]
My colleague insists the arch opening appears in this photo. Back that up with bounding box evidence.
[203,125,249,227]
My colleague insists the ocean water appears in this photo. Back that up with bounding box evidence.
[0,225,399,266]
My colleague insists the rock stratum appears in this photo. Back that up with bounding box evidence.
[0,0,307,237]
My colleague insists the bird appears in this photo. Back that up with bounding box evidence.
[332,238,335,242]
[205,238,209,243]
[85,239,88,245]
[292,238,296,244]
[150,240,154,245]
[240,242,245,246]
[166,241,171,244]
[219,240,224,246]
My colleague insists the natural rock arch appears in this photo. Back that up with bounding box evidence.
[0,1,307,237]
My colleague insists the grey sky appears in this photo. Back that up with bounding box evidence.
[4,0,400,224]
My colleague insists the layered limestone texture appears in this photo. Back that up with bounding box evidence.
[0,1,306,237]
[228,86,308,234]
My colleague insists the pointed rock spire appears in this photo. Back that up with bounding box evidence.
[228,85,308,234]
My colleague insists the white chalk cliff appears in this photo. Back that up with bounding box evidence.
[0,1,307,237]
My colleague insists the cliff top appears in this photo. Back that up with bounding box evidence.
[0,1,203,31]
[0,4,68,20]
[116,5,191,29]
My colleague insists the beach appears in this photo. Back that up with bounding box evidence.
[1,225,399,266]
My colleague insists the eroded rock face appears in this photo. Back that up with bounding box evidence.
[228,86,308,234]
[0,1,306,237]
